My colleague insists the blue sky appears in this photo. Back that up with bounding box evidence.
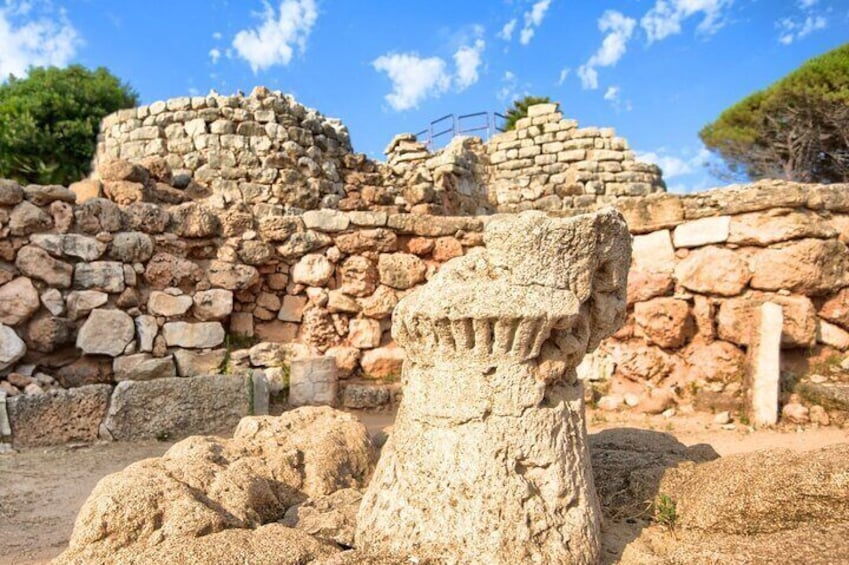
[1,0,847,192]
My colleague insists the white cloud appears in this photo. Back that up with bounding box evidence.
[777,14,827,45]
[374,35,486,111]
[578,10,635,90]
[636,147,712,179]
[603,85,620,102]
[497,18,517,41]
[373,53,450,111]
[798,0,818,8]
[519,0,551,45]
[556,67,570,86]
[212,31,223,40]
[497,70,528,103]
[604,85,632,111]
[0,1,81,80]
[209,48,221,64]
[453,38,485,90]
[641,0,733,44]
[232,0,318,73]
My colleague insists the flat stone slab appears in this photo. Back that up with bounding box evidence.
[796,382,849,412]
[102,374,253,441]
[6,385,111,447]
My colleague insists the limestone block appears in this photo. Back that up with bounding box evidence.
[192,289,234,321]
[728,209,836,246]
[173,348,227,377]
[292,254,334,286]
[747,302,782,427]
[675,247,750,296]
[0,323,26,371]
[348,318,381,349]
[377,253,426,289]
[717,295,816,348]
[634,297,693,349]
[278,295,308,323]
[113,353,177,381]
[357,209,631,564]
[67,290,109,320]
[15,245,73,288]
[817,319,849,350]
[162,321,225,349]
[135,315,157,352]
[148,291,193,317]
[303,209,350,232]
[101,374,251,441]
[77,309,135,357]
[0,277,40,326]
[73,261,126,293]
[631,230,675,274]
[289,356,338,407]
[30,234,107,261]
[6,385,111,447]
[672,216,730,248]
[749,239,849,295]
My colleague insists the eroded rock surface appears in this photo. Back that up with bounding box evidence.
[356,209,632,564]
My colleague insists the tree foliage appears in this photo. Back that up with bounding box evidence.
[700,43,849,183]
[0,65,138,185]
[503,95,553,131]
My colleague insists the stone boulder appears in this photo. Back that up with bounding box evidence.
[376,253,426,290]
[749,238,849,295]
[9,201,52,235]
[57,407,374,564]
[162,321,225,348]
[30,233,107,261]
[5,385,111,447]
[15,245,73,288]
[0,323,26,371]
[674,246,749,296]
[634,297,693,349]
[0,277,40,326]
[76,309,135,356]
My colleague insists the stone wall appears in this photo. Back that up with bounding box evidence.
[96,95,663,217]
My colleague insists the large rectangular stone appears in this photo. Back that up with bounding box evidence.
[672,216,730,248]
[289,356,338,408]
[101,374,253,441]
[6,385,111,447]
[747,303,782,427]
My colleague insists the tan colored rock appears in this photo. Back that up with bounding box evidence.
[431,236,463,261]
[717,295,816,348]
[357,209,631,564]
[682,340,745,383]
[729,208,836,246]
[672,216,730,248]
[358,285,398,319]
[818,288,849,330]
[359,346,405,379]
[171,202,221,237]
[192,289,234,321]
[325,346,361,378]
[282,488,362,547]
[57,407,373,564]
[377,253,426,289]
[98,158,148,182]
[77,308,135,356]
[675,246,750,297]
[173,348,227,377]
[5,385,111,447]
[627,269,673,304]
[148,290,193,316]
[610,341,673,383]
[292,253,334,286]
[335,229,397,254]
[632,230,675,274]
[9,201,53,235]
[208,260,260,290]
[113,353,177,381]
[749,238,849,295]
[66,290,109,320]
[348,318,381,349]
[73,261,125,293]
[31,233,107,261]
[144,253,205,289]
[278,295,307,323]
[817,319,849,350]
[0,277,40,326]
[0,323,26,371]
[634,297,692,349]
[23,312,72,352]
[103,180,147,204]
[162,321,225,348]
[339,255,378,297]
[15,245,73,288]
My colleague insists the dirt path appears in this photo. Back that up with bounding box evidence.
[0,410,845,565]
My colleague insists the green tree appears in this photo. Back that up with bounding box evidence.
[700,43,849,183]
[0,65,138,185]
[503,95,553,131]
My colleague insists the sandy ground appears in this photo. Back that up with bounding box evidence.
[0,409,846,565]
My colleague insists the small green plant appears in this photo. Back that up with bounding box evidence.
[155,430,171,442]
[654,493,678,529]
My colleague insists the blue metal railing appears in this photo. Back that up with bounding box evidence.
[414,111,508,150]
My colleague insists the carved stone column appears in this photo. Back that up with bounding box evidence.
[356,209,631,564]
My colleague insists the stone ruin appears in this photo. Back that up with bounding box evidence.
[51,210,849,564]
[356,210,631,563]
[0,89,848,450]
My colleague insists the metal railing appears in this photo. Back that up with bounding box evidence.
[414,111,509,150]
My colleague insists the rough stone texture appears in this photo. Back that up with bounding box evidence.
[749,238,849,295]
[102,374,252,441]
[113,353,177,381]
[672,216,730,248]
[0,277,40,326]
[717,294,816,348]
[747,302,782,427]
[162,321,225,348]
[15,245,73,288]
[377,253,426,290]
[57,407,374,564]
[289,356,338,407]
[282,488,362,547]
[173,348,227,377]
[0,323,26,370]
[148,290,193,316]
[73,261,126,293]
[675,247,750,296]
[634,298,692,349]
[357,209,631,564]
[76,309,135,356]
[6,385,111,447]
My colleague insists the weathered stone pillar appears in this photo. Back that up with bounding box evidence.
[748,302,783,426]
[356,210,631,564]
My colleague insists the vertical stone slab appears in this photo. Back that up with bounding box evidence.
[289,356,338,408]
[251,370,270,415]
[0,390,11,437]
[356,209,632,564]
[748,302,783,426]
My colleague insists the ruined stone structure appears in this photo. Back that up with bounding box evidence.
[356,210,631,563]
[0,92,847,448]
